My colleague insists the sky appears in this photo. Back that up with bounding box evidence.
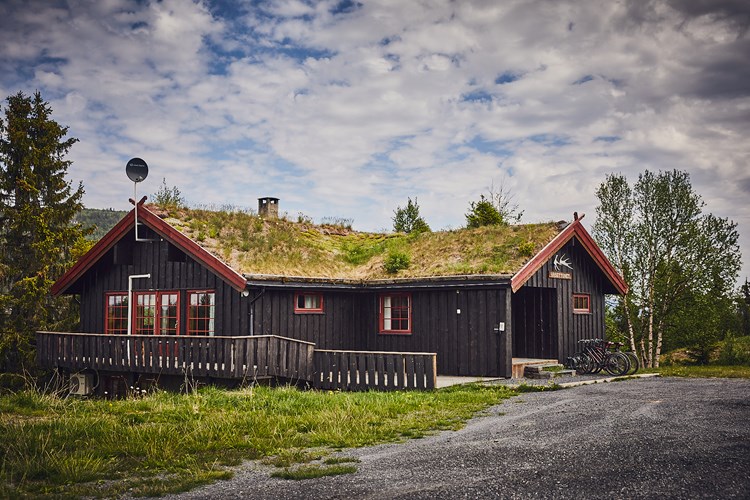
[1,0,749,283]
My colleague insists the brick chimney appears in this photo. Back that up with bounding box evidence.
[258,197,279,218]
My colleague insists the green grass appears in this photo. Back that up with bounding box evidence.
[270,464,358,480]
[648,364,750,378]
[154,204,560,279]
[0,384,516,498]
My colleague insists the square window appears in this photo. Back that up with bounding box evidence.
[380,294,411,334]
[294,293,324,313]
[573,294,591,314]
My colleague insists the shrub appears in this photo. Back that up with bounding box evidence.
[717,334,750,365]
[517,240,535,257]
[384,251,410,274]
[465,195,504,228]
[0,373,26,393]
[393,198,430,234]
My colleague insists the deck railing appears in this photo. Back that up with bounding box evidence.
[36,332,315,382]
[313,349,437,391]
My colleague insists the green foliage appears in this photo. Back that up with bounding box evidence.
[384,250,411,274]
[0,384,517,497]
[466,181,523,228]
[717,335,750,365]
[593,170,742,367]
[517,240,535,257]
[465,195,504,228]
[393,197,430,234]
[153,177,185,210]
[74,208,128,240]
[0,91,88,373]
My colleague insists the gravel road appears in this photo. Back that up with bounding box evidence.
[164,377,750,499]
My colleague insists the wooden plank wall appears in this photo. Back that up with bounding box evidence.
[252,288,509,377]
[519,237,607,361]
[77,237,251,337]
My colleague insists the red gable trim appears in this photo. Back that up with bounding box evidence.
[511,219,628,295]
[51,204,247,296]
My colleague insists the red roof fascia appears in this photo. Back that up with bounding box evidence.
[51,211,136,296]
[51,205,247,296]
[511,220,628,295]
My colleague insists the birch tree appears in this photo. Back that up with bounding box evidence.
[593,170,741,367]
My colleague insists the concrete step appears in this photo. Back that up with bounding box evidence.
[524,364,576,379]
[512,358,559,379]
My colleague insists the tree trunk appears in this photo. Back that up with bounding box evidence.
[646,285,655,368]
[623,295,637,353]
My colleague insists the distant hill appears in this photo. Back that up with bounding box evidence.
[76,208,128,240]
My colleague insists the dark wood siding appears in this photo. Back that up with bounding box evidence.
[250,287,509,377]
[78,236,251,336]
[516,236,607,361]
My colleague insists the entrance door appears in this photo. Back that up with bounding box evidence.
[511,287,558,360]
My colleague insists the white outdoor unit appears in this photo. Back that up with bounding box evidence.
[69,373,94,396]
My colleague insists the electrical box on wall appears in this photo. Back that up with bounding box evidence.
[69,373,94,396]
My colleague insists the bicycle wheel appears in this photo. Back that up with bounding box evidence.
[576,352,594,375]
[624,351,640,374]
[605,352,630,376]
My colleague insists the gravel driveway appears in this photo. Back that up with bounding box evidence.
[165,377,750,499]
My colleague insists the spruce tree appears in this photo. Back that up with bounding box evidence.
[0,91,87,372]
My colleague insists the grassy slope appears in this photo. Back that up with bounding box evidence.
[0,384,518,498]
[153,205,559,279]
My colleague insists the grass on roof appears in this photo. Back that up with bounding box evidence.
[152,205,559,279]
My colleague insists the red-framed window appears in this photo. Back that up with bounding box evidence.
[573,294,591,314]
[379,293,411,334]
[294,293,324,313]
[105,291,180,335]
[188,291,215,336]
[134,291,181,335]
[159,292,179,335]
[105,293,129,335]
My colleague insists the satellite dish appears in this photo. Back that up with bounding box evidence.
[126,158,149,183]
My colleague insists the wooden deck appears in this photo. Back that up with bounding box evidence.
[36,331,315,382]
[36,332,438,391]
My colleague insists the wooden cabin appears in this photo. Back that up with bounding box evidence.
[38,200,627,392]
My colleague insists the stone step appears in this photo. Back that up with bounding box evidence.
[524,364,576,379]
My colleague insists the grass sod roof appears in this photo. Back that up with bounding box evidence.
[149,205,563,282]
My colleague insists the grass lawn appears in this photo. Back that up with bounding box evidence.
[0,384,518,498]
[650,364,750,379]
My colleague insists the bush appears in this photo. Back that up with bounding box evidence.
[0,372,27,393]
[383,251,410,274]
[465,195,504,228]
[517,240,535,257]
[717,334,750,365]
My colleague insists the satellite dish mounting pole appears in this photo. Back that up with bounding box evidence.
[126,157,150,242]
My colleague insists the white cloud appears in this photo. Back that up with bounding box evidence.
[1,0,749,281]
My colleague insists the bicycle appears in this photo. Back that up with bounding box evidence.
[568,339,630,376]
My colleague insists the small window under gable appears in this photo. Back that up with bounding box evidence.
[573,294,591,314]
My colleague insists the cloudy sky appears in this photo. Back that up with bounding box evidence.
[1,0,749,282]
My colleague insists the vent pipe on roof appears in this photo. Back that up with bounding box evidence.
[258,197,279,218]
